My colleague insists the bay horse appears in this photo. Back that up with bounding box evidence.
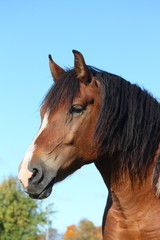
[18,50,160,240]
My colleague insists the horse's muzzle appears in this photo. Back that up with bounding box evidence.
[21,162,56,199]
[28,177,55,199]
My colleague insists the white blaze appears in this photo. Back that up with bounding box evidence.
[18,110,50,188]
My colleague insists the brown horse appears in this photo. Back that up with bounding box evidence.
[18,50,160,240]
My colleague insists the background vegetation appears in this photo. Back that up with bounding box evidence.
[0,177,53,240]
[63,220,102,240]
[0,177,102,240]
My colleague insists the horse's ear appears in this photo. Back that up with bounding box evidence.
[48,54,65,82]
[72,50,91,84]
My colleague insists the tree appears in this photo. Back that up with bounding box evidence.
[64,225,79,240]
[0,177,53,240]
[63,219,102,240]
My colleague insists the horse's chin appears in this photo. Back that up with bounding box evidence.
[29,177,55,200]
[29,188,52,199]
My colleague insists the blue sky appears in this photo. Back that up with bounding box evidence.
[0,0,159,234]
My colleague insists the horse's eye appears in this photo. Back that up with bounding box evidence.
[70,104,85,115]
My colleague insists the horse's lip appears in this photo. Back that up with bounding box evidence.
[29,177,55,199]
[29,188,51,199]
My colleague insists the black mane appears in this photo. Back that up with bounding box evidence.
[42,67,160,184]
[94,70,160,184]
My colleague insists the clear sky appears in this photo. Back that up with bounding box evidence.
[0,0,159,235]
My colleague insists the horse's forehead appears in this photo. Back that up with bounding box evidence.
[75,82,98,101]
[77,80,102,103]
[41,78,101,118]
[45,103,70,125]
[40,104,48,117]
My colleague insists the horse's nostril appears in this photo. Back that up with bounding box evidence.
[29,168,44,184]
[32,168,38,178]
[29,168,38,182]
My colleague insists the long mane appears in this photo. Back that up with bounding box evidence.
[93,69,160,184]
[42,67,160,184]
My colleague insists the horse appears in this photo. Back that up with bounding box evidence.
[18,50,160,240]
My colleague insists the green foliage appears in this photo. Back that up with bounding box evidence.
[0,177,53,240]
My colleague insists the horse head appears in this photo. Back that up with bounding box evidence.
[18,50,102,199]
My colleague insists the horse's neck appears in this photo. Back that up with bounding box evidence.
[95,156,111,189]
[96,147,160,240]
[103,173,160,240]
[96,156,159,219]
[110,146,160,221]
[110,173,157,221]
[96,146,160,211]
